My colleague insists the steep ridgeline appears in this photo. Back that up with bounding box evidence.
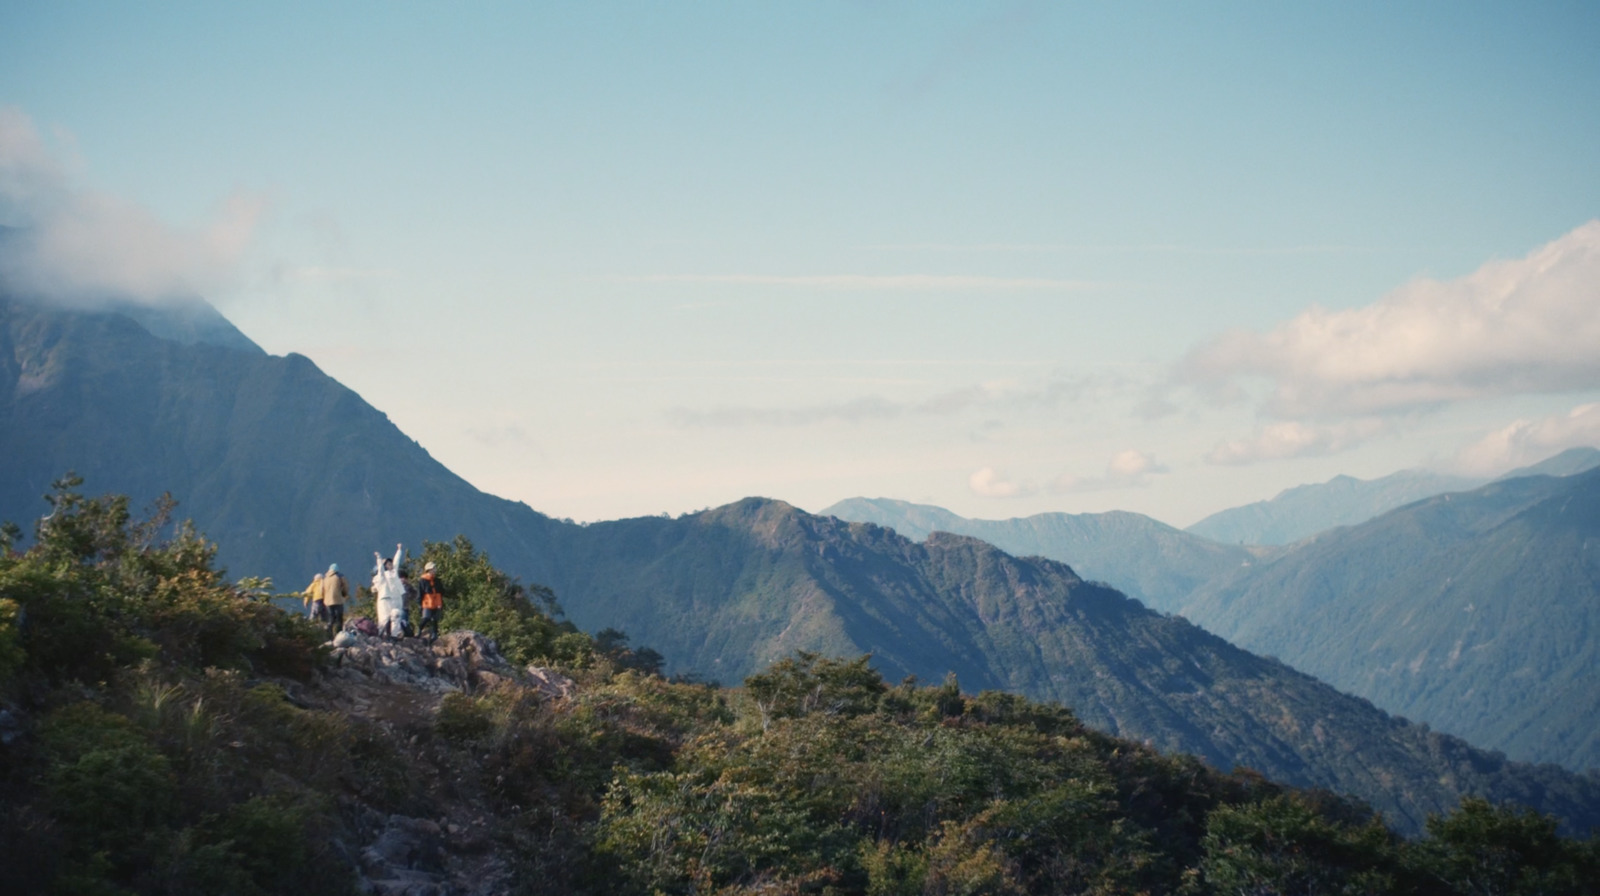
[1181,468,1600,773]
[1185,469,1486,546]
[536,498,1600,835]
[820,497,1256,614]
[6,294,1600,835]
[0,295,565,591]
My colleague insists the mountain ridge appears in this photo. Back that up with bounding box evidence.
[6,294,1600,833]
[820,496,1255,614]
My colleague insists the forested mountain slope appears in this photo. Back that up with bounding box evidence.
[1182,468,1600,771]
[0,295,566,590]
[534,497,1600,834]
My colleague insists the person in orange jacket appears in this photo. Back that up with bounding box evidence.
[418,560,444,642]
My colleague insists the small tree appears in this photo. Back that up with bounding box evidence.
[1411,797,1597,896]
[416,535,592,667]
[744,652,887,729]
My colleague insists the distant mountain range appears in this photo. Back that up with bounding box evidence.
[5,293,1600,833]
[1185,470,1484,546]
[825,463,1600,771]
[1180,467,1600,771]
[1183,449,1599,546]
[820,498,1255,614]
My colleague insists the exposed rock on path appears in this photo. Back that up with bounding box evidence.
[298,630,574,895]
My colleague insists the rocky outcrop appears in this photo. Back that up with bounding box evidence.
[305,629,574,895]
[325,629,574,701]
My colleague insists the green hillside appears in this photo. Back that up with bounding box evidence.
[1182,469,1600,771]
[821,496,1257,613]
[2,488,1597,895]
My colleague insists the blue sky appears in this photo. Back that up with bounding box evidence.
[3,2,1598,524]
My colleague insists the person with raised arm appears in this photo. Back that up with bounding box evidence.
[372,543,406,640]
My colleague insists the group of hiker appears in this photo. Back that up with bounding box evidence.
[302,543,445,642]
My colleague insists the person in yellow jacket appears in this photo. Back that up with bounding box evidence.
[320,563,349,638]
[304,572,326,622]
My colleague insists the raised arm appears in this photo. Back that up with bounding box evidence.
[392,543,404,569]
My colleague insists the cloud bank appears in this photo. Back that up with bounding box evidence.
[1178,221,1600,464]
[1184,221,1600,420]
[0,107,265,305]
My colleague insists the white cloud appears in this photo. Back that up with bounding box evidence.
[1453,403,1600,475]
[1181,221,1600,418]
[969,466,1028,498]
[0,106,266,305]
[1205,419,1388,466]
[1108,448,1158,478]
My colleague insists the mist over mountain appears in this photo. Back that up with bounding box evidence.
[1180,467,1600,772]
[821,497,1255,614]
[6,293,1600,833]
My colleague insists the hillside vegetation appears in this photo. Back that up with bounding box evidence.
[3,483,1598,896]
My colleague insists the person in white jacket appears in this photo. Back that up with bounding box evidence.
[373,543,406,639]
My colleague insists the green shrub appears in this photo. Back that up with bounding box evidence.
[1,478,323,685]
[418,536,594,667]
[40,702,178,869]
[435,691,494,742]
[167,793,352,896]
[1198,793,1398,895]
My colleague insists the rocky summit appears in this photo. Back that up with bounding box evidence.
[295,630,575,896]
